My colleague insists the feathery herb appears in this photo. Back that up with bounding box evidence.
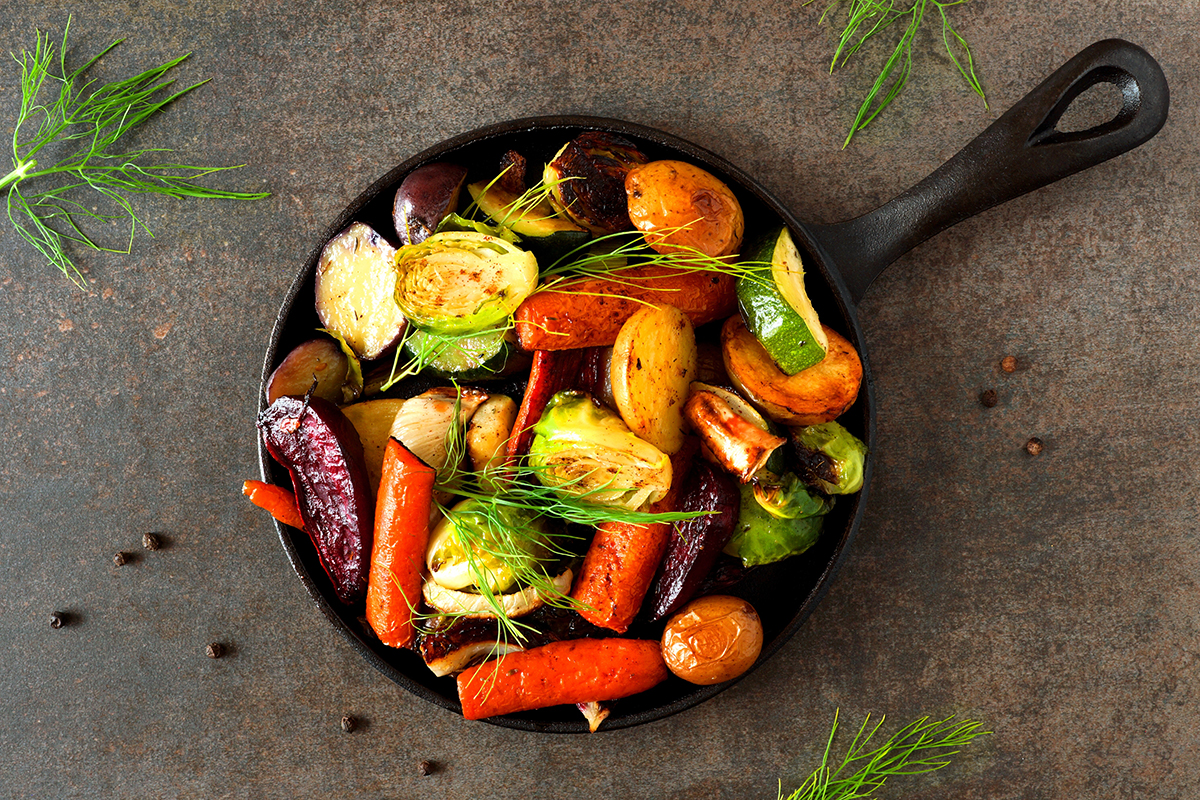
[778,710,990,800]
[3,18,269,286]
[809,0,988,147]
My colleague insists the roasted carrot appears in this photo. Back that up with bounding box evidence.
[571,439,697,632]
[365,438,436,649]
[514,266,736,351]
[456,638,669,720]
[505,348,585,463]
[242,479,306,531]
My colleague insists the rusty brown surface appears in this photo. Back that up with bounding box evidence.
[1,2,1197,798]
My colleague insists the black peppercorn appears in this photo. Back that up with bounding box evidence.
[979,389,998,408]
[1025,437,1044,456]
[142,532,161,551]
[113,551,128,567]
[206,642,225,659]
[341,715,356,733]
[418,760,435,777]
[49,612,66,629]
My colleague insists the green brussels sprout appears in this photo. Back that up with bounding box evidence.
[393,231,537,334]
[723,476,831,567]
[528,391,672,510]
[426,498,548,593]
[791,421,868,495]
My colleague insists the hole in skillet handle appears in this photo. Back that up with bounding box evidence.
[258,117,873,733]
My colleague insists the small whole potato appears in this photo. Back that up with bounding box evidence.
[660,595,763,685]
[626,160,745,258]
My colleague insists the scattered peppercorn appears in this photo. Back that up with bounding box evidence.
[418,760,436,777]
[142,532,161,551]
[341,715,356,733]
[1001,355,1017,373]
[1025,437,1044,456]
[979,389,998,408]
[113,551,128,567]
[206,642,225,659]
[49,612,66,629]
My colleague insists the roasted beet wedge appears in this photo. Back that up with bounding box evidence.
[258,395,375,603]
[646,461,740,621]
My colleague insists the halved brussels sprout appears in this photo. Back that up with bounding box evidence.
[791,421,867,495]
[393,231,538,334]
[723,478,830,567]
[527,390,672,510]
[425,498,549,593]
[544,132,649,235]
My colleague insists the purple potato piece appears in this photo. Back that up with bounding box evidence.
[646,460,741,621]
[258,395,375,603]
[315,222,406,361]
[265,338,350,404]
[393,162,469,246]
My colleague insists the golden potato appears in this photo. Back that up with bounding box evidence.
[625,160,745,257]
[610,304,697,454]
[661,595,763,685]
[722,315,862,427]
[340,398,406,496]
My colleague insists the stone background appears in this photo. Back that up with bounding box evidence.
[1,2,1196,798]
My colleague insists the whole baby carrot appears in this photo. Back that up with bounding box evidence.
[242,479,306,531]
[365,438,436,649]
[456,638,669,720]
[570,439,697,632]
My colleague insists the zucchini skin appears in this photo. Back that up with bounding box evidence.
[737,229,826,375]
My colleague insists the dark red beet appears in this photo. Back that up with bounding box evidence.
[646,461,740,621]
[258,395,374,603]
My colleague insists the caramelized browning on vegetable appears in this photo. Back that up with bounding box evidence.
[258,395,375,603]
[545,132,649,235]
[266,339,350,405]
[626,160,745,258]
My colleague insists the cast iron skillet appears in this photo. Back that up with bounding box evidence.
[259,40,1168,732]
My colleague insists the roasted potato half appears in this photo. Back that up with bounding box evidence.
[625,160,745,258]
[314,222,407,360]
[610,304,697,454]
[721,315,862,427]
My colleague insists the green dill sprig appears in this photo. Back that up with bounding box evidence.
[779,710,990,800]
[809,0,988,147]
[3,18,269,286]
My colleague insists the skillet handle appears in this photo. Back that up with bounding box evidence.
[807,39,1169,305]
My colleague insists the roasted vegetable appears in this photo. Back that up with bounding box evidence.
[389,387,489,473]
[571,439,696,633]
[258,395,375,603]
[722,314,862,426]
[625,160,744,257]
[684,382,786,482]
[466,394,518,476]
[366,438,436,648]
[314,222,407,360]
[737,227,828,374]
[467,172,591,263]
[418,615,524,677]
[456,638,670,720]
[398,325,520,381]
[661,595,763,685]
[425,498,547,592]
[265,338,350,404]
[610,304,697,455]
[791,421,868,495]
[340,398,406,496]
[423,570,573,618]
[514,266,736,351]
[393,231,538,334]
[723,477,831,567]
[528,391,672,510]
[242,479,305,531]
[544,132,649,235]
[393,162,468,246]
[505,348,585,463]
[646,460,740,620]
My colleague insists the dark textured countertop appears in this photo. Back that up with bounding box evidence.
[3,2,1197,798]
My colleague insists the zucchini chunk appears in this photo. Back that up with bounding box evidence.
[467,179,590,264]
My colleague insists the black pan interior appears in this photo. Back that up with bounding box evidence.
[259,116,875,732]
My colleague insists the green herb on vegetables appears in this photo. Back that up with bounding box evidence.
[778,710,990,800]
[809,0,988,147]
[3,18,269,286]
